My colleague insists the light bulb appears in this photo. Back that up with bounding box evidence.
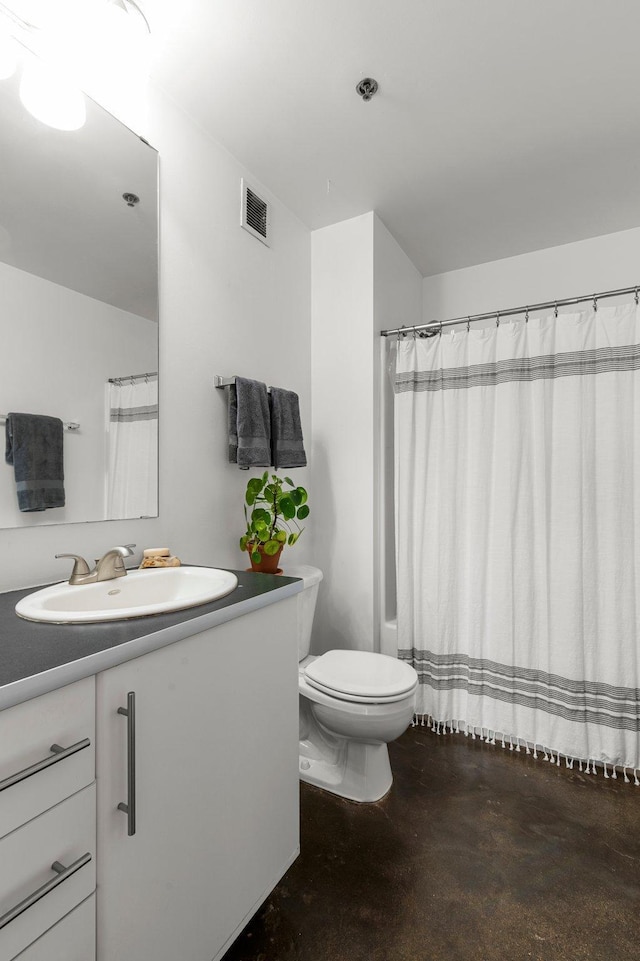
[19,59,86,130]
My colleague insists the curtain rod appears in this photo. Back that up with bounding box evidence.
[380,283,640,338]
[108,371,158,384]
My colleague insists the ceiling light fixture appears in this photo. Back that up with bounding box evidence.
[108,0,149,35]
[0,0,150,36]
[19,57,86,129]
[0,0,151,131]
[356,77,378,102]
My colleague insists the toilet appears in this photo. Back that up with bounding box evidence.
[286,565,418,803]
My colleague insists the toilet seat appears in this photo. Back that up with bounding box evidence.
[303,650,418,704]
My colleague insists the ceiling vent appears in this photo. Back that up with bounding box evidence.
[240,178,270,247]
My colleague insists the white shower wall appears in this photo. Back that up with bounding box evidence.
[422,226,640,324]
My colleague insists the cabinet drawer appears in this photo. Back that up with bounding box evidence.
[0,677,95,839]
[0,784,96,961]
[12,895,95,961]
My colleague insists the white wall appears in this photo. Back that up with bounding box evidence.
[374,217,423,653]
[310,212,421,653]
[0,261,156,529]
[423,226,640,324]
[0,86,311,591]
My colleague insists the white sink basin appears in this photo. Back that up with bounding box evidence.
[15,566,239,624]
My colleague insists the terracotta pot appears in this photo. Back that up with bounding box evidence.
[246,543,284,574]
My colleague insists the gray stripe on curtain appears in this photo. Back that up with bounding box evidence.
[395,343,640,392]
[110,405,159,423]
[398,649,640,730]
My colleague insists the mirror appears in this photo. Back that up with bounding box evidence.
[0,40,159,529]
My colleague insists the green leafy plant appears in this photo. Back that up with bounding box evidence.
[239,472,309,565]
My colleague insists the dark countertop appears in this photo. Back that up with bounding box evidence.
[0,569,302,711]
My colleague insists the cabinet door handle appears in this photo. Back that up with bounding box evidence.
[0,852,92,930]
[117,692,136,836]
[0,738,91,793]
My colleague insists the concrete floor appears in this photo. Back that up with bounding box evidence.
[222,725,640,961]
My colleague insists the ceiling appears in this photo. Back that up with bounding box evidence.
[147,0,640,276]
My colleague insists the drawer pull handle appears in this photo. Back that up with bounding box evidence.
[0,738,91,793]
[117,692,136,836]
[0,852,92,930]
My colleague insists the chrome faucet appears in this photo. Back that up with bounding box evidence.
[56,545,136,585]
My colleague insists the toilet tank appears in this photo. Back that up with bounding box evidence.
[283,564,323,661]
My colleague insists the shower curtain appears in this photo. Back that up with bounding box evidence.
[106,375,158,519]
[394,302,640,776]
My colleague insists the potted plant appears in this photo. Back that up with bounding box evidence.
[240,472,309,574]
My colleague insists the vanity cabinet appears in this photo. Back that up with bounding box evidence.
[0,678,96,960]
[95,595,300,961]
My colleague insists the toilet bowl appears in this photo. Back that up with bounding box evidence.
[286,565,418,803]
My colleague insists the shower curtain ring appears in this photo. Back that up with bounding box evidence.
[525,307,529,324]
[635,288,639,306]
[593,294,598,312]
[439,321,443,336]
[554,303,558,318]
[467,316,471,333]
[496,312,500,328]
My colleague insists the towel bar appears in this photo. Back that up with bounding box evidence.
[0,415,80,431]
[214,375,272,393]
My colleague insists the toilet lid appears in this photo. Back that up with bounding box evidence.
[303,650,418,700]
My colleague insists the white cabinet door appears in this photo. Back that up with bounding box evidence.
[96,596,299,961]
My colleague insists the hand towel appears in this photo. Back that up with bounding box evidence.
[232,377,272,468]
[5,412,65,511]
[269,387,307,469]
[227,384,239,463]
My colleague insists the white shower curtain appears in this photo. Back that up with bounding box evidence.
[106,375,158,519]
[394,303,640,776]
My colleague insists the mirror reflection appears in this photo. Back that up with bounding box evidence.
[0,39,159,529]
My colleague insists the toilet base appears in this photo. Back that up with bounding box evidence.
[299,735,393,803]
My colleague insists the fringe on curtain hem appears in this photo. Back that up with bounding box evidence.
[412,714,640,786]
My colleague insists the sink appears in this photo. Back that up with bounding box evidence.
[15,566,239,624]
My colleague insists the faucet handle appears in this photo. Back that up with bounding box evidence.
[55,553,92,578]
[116,544,136,557]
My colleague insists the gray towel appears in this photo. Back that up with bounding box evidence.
[269,387,307,469]
[229,377,272,469]
[227,384,238,463]
[5,412,65,512]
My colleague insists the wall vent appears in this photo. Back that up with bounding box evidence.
[240,178,270,247]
